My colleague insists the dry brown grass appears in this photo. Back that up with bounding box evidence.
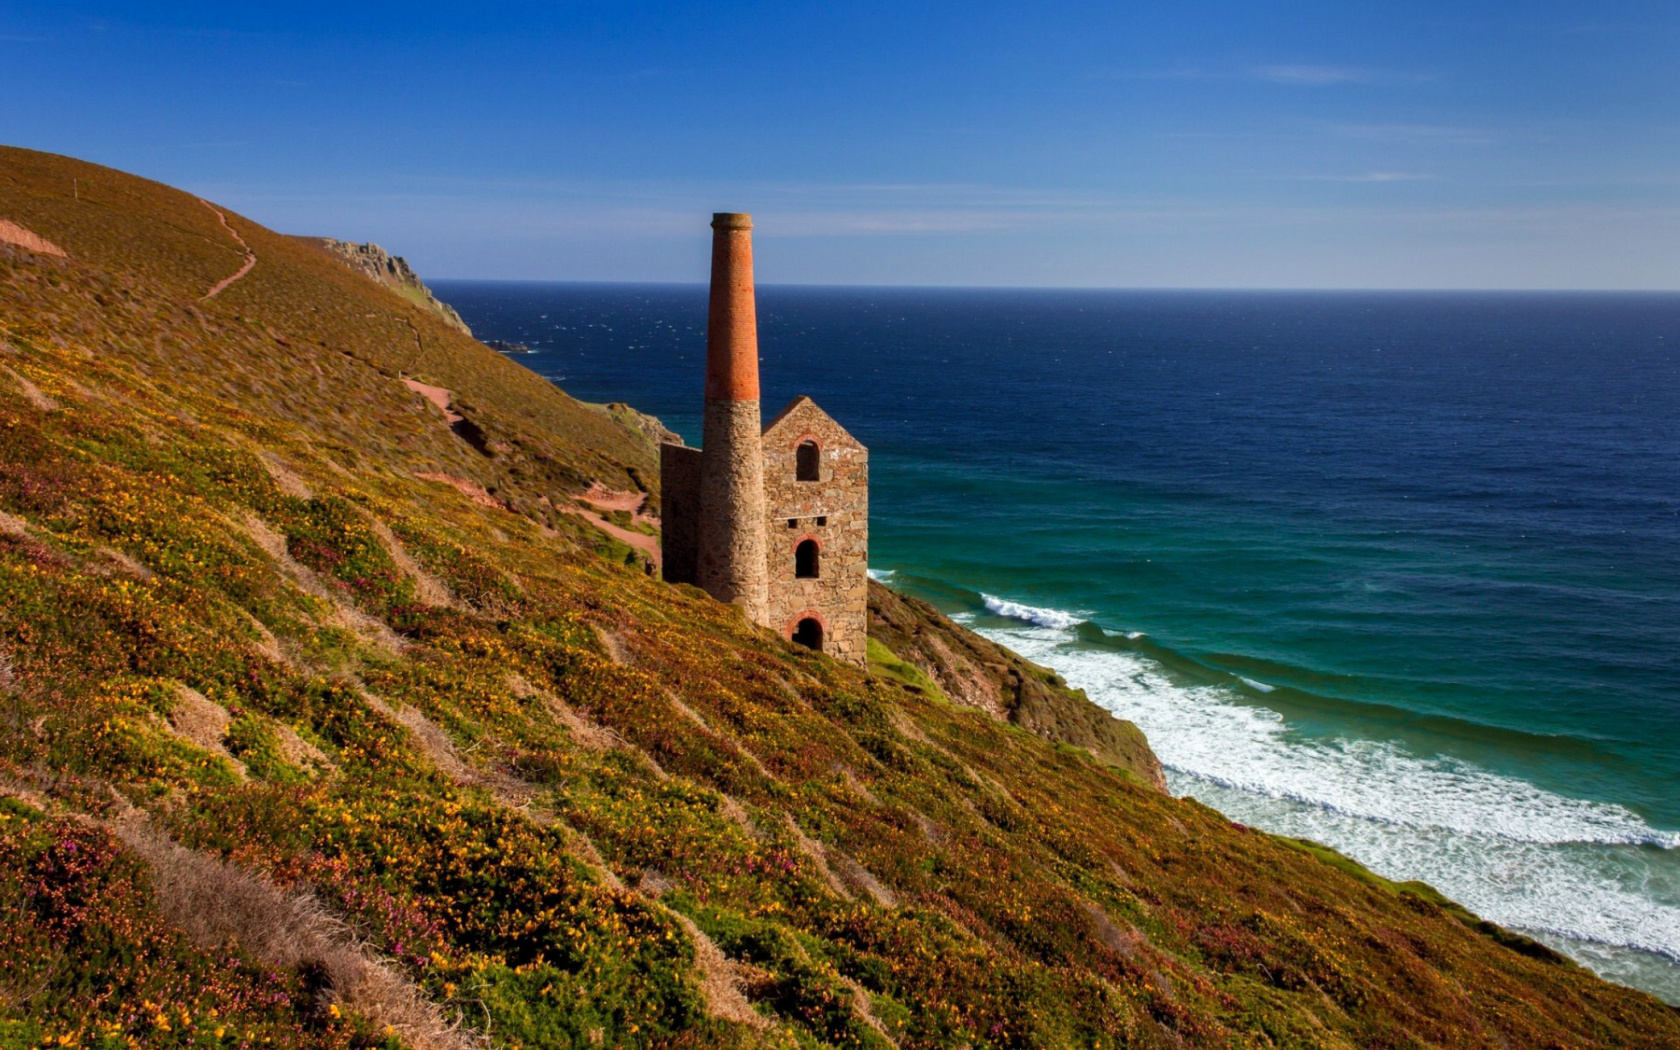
[97,546,156,580]
[782,814,853,901]
[513,679,621,754]
[829,850,898,908]
[258,451,314,499]
[363,514,456,608]
[164,684,246,780]
[115,821,482,1050]
[236,511,405,654]
[838,975,900,1048]
[563,828,628,892]
[667,911,768,1030]
[240,609,289,666]
[1,364,56,412]
[275,724,335,776]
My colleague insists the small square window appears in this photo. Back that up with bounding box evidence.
[787,518,798,528]
[816,516,827,526]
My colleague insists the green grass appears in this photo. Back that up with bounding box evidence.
[866,638,945,699]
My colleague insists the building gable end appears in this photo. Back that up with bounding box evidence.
[762,396,865,452]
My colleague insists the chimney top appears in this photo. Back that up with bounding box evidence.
[705,213,759,402]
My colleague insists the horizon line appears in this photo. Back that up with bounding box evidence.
[428,278,1680,295]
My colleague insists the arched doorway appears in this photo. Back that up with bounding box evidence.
[795,538,820,578]
[792,617,824,652]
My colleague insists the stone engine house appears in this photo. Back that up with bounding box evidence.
[661,213,869,666]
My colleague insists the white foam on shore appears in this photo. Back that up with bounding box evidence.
[980,593,1085,630]
[1239,676,1276,693]
[867,568,895,582]
[961,612,1680,979]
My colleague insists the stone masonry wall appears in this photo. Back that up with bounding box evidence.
[697,398,770,625]
[659,442,702,586]
[762,397,868,666]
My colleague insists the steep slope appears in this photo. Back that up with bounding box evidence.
[0,147,659,519]
[2,145,1678,1049]
[868,581,1165,791]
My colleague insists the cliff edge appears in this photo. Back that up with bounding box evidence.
[306,236,473,336]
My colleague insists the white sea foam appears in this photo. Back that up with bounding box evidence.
[980,593,1085,630]
[961,614,1680,979]
[867,568,895,582]
[1239,676,1276,693]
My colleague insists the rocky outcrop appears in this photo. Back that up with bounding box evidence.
[603,402,682,451]
[868,580,1167,790]
[311,238,472,335]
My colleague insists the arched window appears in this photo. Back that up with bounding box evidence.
[795,539,820,579]
[792,618,824,651]
[796,441,821,481]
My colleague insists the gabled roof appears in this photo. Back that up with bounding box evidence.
[761,395,865,450]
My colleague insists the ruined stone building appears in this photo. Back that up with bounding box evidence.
[661,214,868,666]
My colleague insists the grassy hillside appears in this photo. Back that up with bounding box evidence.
[867,583,1163,792]
[2,145,1678,1049]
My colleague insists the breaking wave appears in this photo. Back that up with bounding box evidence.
[956,605,1680,993]
[980,593,1086,630]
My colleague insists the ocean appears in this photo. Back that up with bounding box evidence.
[434,281,1680,1004]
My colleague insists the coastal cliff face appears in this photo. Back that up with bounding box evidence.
[2,144,1679,1049]
[868,581,1167,791]
[309,236,474,336]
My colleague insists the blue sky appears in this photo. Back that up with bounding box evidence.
[3,1,1677,288]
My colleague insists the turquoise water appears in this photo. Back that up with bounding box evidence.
[437,282,1680,1002]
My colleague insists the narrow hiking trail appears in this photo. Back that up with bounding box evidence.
[402,377,466,425]
[403,376,660,564]
[199,199,256,299]
[575,483,661,565]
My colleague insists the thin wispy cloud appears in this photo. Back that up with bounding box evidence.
[1287,172,1437,183]
[1329,123,1498,144]
[1252,64,1371,86]
[1097,64,1430,87]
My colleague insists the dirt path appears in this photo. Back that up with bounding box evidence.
[199,200,256,299]
[402,378,465,424]
[579,483,651,516]
[570,509,660,564]
[0,219,65,257]
[402,317,425,372]
[405,396,658,562]
[573,484,661,565]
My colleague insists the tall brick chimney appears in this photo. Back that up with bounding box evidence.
[696,213,769,622]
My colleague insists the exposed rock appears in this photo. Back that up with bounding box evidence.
[602,401,681,450]
[311,238,472,335]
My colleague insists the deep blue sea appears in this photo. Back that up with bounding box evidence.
[435,281,1680,1003]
